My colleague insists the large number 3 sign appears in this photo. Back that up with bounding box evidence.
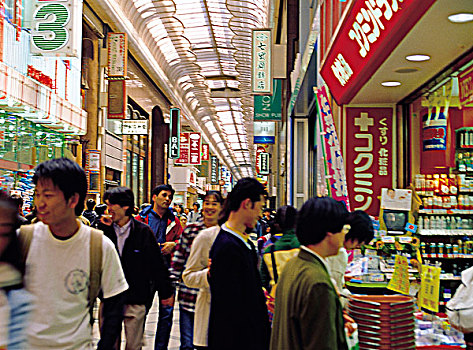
[32,2,70,52]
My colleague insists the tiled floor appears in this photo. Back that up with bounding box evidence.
[93,294,182,350]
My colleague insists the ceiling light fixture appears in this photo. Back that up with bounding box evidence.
[405,54,430,62]
[381,81,401,87]
[448,13,473,23]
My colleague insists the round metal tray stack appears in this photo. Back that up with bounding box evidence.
[348,295,415,350]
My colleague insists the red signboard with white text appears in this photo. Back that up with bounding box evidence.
[175,133,190,164]
[345,107,393,216]
[189,132,202,165]
[202,144,209,161]
[320,0,435,105]
[459,66,473,106]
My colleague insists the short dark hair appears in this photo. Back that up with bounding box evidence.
[151,184,175,199]
[33,158,87,216]
[275,205,297,232]
[204,191,224,205]
[226,177,266,213]
[103,187,135,216]
[95,203,107,216]
[345,210,374,245]
[296,197,349,246]
[86,198,96,211]
[10,194,23,208]
[193,202,200,209]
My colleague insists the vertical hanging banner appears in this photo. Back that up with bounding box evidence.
[175,132,190,164]
[418,264,441,313]
[169,108,180,159]
[252,29,272,95]
[30,0,82,56]
[254,79,282,120]
[201,143,209,161]
[387,255,410,295]
[0,0,4,61]
[107,80,126,119]
[189,132,202,165]
[345,107,393,216]
[210,155,219,184]
[107,33,128,77]
[315,86,350,210]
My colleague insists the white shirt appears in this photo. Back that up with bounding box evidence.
[25,222,128,350]
[326,247,349,293]
[113,219,132,256]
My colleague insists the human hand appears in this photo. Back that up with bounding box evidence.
[161,295,175,307]
[207,258,212,278]
[100,214,113,226]
[343,313,356,335]
[161,242,176,255]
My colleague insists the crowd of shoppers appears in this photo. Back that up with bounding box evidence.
[0,157,380,350]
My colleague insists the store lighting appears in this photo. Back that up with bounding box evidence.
[381,81,401,87]
[405,54,430,62]
[448,13,473,23]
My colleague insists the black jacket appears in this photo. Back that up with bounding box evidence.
[98,218,174,305]
[208,228,270,350]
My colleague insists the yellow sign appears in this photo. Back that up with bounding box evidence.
[387,255,410,295]
[418,264,441,312]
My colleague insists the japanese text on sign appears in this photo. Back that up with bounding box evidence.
[121,120,148,135]
[202,144,209,161]
[210,156,219,185]
[107,33,127,77]
[189,132,202,165]
[419,264,441,313]
[252,29,272,94]
[387,255,410,295]
[175,133,190,164]
[316,86,350,209]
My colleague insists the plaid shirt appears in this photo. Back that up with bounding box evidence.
[170,217,206,312]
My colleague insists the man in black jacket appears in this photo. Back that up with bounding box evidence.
[208,177,270,350]
[98,187,174,349]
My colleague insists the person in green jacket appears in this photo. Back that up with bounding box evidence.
[260,205,300,294]
[270,197,349,350]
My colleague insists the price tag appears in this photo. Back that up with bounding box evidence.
[387,255,410,295]
[418,264,441,313]
[382,236,395,243]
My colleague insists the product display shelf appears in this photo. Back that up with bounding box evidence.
[419,229,473,236]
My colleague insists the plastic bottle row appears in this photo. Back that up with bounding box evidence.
[419,216,472,230]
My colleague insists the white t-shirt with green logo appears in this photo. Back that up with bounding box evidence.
[25,222,128,349]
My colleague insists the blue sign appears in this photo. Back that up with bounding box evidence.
[422,112,447,151]
[254,136,275,144]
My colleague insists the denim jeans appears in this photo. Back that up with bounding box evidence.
[179,308,194,350]
[154,303,174,350]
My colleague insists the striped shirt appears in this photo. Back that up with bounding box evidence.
[170,217,206,312]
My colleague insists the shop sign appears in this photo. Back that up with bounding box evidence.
[254,121,275,144]
[107,80,126,119]
[320,0,435,105]
[422,111,447,151]
[201,143,209,161]
[316,86,350,209]
[387,255,410,295]
[254,79,282,120]
[419,264,441,313]
[0,0,4,61]
[88,172,100,194]
[175,132,190,164]
[255,145,266,174]
[14,0,20,41]
[188,170,197,187]
[459,66,473,106]
[252,29,272,95]
[121,120,148,135]
[86,150,101,172]
[27,65,54,90]
[107,33,128,77]
[189,132,201,165]
[345,107,393,216]
[169,108,180,159]
[210,155,219,185]
[259,152,270,175]
[30,0,82,56]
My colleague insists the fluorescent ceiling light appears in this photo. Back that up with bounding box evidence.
[448,13,473,23]
[405,54,430,62]
[381,81,401,87]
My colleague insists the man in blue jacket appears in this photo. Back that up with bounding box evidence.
[208,177,270,350]
[98,186,174,349]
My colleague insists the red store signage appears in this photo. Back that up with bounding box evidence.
[320,0,435,105]
[189,132,202,165]
[345,107,393,216]
[459,66,473,106]
[202,144,209,161]
[175,132,190,164]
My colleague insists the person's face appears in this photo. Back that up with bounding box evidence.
[153,190,173,210]
[105,200,129,224]
[243,195,265,229]
[180,216,187,226]
[387,190,395,199]
[344,238,362,250]
[202,195,222,222]
[0,210,15,257]
[175,205,182,213]
[35,179,78,226]
[327,224,350,256]
[184,208,190,215]
[193,204,198,212]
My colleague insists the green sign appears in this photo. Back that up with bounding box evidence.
[32,3,71,52]
[254,79,282,121]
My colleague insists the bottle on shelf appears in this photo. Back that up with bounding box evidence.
[458,153,467,172]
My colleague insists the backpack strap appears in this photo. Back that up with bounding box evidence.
[18,224,35,266]
[88,228,103,309]
[270,244,279,284]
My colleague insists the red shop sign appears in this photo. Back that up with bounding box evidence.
[202,144,209,161]
[189,132,201,165]
[345,107,393,216]
[175,132,190,164]
[320,0,435,105]
[459,66,473,106]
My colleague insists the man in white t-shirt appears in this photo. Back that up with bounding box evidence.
[24,158,128,350]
